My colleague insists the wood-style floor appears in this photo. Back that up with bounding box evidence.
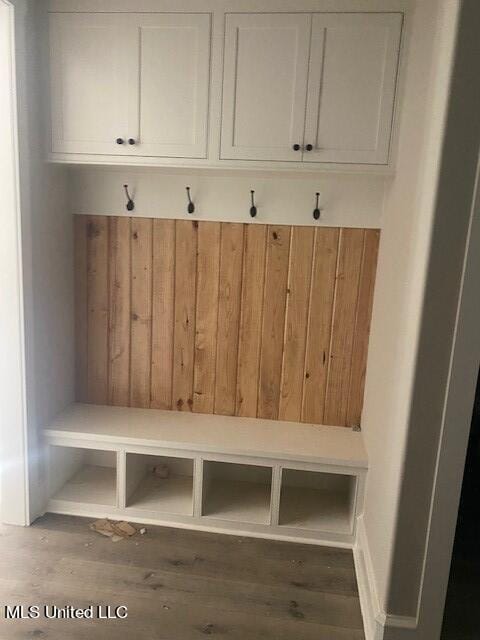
[0,514,364,640]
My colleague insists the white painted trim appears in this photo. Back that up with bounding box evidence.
[49,153,397,175]
[354,515,383,639]
[353,544,377,639]
[47,0,410,14]
[414,153,480,637]
[0,0,30,525]
[45,500,354,547]
[354,515,417,639]
[68,166,387,229]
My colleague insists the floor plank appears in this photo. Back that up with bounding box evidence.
[0,514,364,639]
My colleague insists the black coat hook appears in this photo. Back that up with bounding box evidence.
[313,192,321,220]
[186,186,195,214]
[250,190,257,218]
[124,184,134,212]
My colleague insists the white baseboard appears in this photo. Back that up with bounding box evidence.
[354,516,417,640]
[353,515,384,640]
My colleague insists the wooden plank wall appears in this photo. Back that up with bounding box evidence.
[75,216,380,427]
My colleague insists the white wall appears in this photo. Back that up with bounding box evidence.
[5,0,74,522]
[359,0,457,623]
[384,0,480,628]
[360,0,480,632]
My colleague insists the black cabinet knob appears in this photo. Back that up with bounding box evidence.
[293,143,301,151]
[128,138,136,145]
[305,144,313,151]
[116,138,125,145]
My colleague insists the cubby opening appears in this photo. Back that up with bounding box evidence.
[202,461,272,524]
[126,454,194,516]
[279,469,356,533]
[48,446,117,507]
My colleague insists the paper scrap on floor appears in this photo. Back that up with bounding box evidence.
[89,519,141,542]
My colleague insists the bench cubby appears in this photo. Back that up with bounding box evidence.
[125,453,194,516]
[202,461,273,525]
[48,445,117,509]
[279,468,356,534]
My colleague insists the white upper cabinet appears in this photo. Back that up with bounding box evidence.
[304,13,403,165]
[221,11,402,165]
[220,13,311,162]
[49,8,403,169]
[49,12,211,158]
[50,14,135,155]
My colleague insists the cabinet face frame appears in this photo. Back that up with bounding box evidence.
[220,12,312,162]
[303,12,403,165]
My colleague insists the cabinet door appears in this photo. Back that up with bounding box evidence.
[128,13,211,159]
[49,14,136,155]
[304,13,402,165]
[221,13,311,162]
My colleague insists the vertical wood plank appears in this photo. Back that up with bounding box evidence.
[214,223,244,416]
[172,220,198,411]
[76,216,380,427]
[130,218,153,408]
[257,225,291,420]
[323,229,365,426]
[302,228,339,424]
[74,215,88,402]
[108,217,131,407]
[86,215,109,404]
[194,222,221,414]
[346,229,380,427]
[279,227,314,422]
[236,225,267,418]
[150,219,175,410]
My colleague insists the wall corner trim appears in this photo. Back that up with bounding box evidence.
[0,0,31,526]
[354,516,418,640]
